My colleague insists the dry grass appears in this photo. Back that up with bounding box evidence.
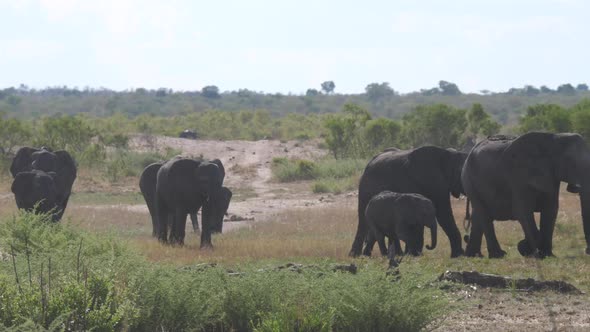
[228,163,258,178]
[134,207,356,265]
[2,179,590,291]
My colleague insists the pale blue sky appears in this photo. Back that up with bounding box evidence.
[0,0,588,94]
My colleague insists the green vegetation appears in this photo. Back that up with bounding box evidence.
[0,211,447,331]
[272,157,365,194]
[2,83,590,125]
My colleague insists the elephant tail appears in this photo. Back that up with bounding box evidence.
[463,197,471,243]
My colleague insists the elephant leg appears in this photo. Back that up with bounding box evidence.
[376,232,388,256]
[392,237,402,256]
[516,212,541,258]
[482,220,506,258]
[387,243,398,268]
[157,203,169,243]
[434,199,463,257]
[55,194,71,221]
[465,206,486,257]
[538,194,558,257]
[171,210,187,245]
[350,195,371,257]
[362,231,377,256]
[151,215,159,237]
[190,213,199,233]
[408,226,425,255]
[200,204,213,249]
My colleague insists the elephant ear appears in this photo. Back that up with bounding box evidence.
[10,147,38,178]
[54,150,77,179]
[502,132,556,193]
[407,146,460,198]
[211,159,225,184]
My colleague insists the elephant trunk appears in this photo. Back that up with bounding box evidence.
[425,220,437,250]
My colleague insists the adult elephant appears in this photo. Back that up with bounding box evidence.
[350,146,467,258]
[11,170,59,221]
[10,147,77,221]
[140,158,227,236]
[462,132,590,258]
[155,157,225,247]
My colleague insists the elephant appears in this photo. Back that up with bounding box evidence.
[140,158,227,236]
[10,147,77,221]
[365,191,437,268]
[461,132,590,258]
[350,146,467,258]
[155,157,225,247]
[11,170,60,221]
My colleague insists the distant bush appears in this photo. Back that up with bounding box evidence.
[272,158,318,182]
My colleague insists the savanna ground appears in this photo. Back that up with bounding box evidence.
[1,136,589,331]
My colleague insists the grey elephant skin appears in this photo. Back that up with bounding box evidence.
[140,158,228,236]
[155,157,227,247]
[365,191,437,267]
[350,146,467,258]
[10,147,77,221]
[461,132,590,258]
[12,170,60,221]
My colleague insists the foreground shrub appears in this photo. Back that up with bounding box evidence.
[0,211,447,331]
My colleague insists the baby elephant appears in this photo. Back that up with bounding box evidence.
[365,191,437,268]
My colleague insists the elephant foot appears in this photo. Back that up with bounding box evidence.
[463,235,470,243]
[464,248,483,257]
[517,239,535,257]
[200,243,214,250]
[451,248,464,258]
[488,249,507,259]
[348,249,361,257]
[362,248,373,257]
[586,247,590,255]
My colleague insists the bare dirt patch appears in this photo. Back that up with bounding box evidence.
[127,135,333,231]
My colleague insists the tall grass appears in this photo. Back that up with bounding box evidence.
[0,211,447,331]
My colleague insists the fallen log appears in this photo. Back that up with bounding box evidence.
[438,270,582,294]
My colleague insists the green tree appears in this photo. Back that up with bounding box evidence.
[365,82,395,102]
[557,84,576,95]
[465,103,501,138]
[364,118,401,150]
[520,104,571,133]
[201,85,220,98]
[321,81,335,94]
[401,104,467,148]
[576,83,589,92]
[0,115,31,155]
[438,80,461,96]
[306,89,319,97]
[324,103,371,158]
[34,115,97,156]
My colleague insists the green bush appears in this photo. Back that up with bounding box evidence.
[0,211,448,331]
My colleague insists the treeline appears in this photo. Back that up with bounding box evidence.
[2,99,590,179]
[2,81,590,125]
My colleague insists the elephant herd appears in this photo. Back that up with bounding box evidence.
[9,131,590,262]
[9,147,77,222]
[352,132,590,267]
[139,156,232,248]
